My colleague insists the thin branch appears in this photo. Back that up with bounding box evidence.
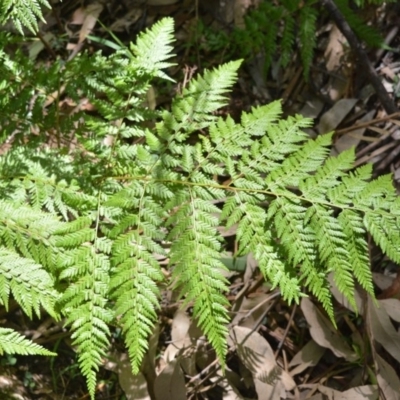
[320,0,398,115]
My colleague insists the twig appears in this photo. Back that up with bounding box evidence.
[274,303,297,359]
[335,111,400,135]
[320,0,398,115]
[37,31,57,59]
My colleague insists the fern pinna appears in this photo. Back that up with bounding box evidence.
[1,17,399,398]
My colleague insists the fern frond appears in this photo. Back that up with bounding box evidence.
[3,14,400,398]
[56,216,112,398]
[0,0,50,34]
[335,0,384,47]
[266,133,332,190]
[309,205,356,310]
[0,328,56,356]
[168,191,230,364]
[235,200,302,303]
[0,248,59,318]
[299,149,356,201]
[158,60,242,139]
[0,200,63,271]
[281,13,296,67]
[108,184,165,373]
[339,210,374,295]
[131,17,176,80]
[299,3,318,77]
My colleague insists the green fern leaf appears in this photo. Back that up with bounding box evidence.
[0,248,59,318]
[0,328,56,356]
[299,3,318,77]
[168,191,230,364]
[0,0,50,34]
[131,17,176,80]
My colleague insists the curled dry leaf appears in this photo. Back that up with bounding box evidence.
[78,3,103,44]
[300,298,356,361]
[163,310,200,376]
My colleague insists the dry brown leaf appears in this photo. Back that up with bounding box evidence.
[254,380,284,400]
[368,296,400,361]
[334,110,375,154]
[67,3,103,60]
[323,24,349,101]
[234,0,252,29]
[377,272,400,300]
[375,353,400,400]
[243,252,258,285]
[104,352,151,400]
[373,272,394,291]
[79,3,103,44]
[231,326,296,394]
[289,340,325,377]
[110,8,143,32]
[299,97,325,120]
[163,310,191,362]
[69,7,86,25]
[325,24,345,72]
[231,293,273,329]
[307,394,324,400]
[300,298,357,361]
[317,384,378,400]
[380,298,400,322]
[154,359,186,400]
[317,99,357,134]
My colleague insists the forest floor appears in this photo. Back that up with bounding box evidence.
[1,0,400,399]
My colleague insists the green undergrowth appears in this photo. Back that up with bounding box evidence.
[190,0,393,78]
[0,10,400,400]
